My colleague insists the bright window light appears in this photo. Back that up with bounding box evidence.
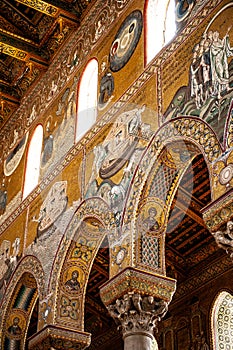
[23,125,43,199]
[76,58,98,142]
[145,0,176,65]
[164,0,176,44]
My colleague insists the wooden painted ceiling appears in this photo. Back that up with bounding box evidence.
[0,0,95,126]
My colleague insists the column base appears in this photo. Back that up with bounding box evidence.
[28,325,91,349]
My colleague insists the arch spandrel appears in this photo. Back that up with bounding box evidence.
[0,256,45,349]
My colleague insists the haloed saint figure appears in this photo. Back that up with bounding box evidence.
[143,207,159,231]
[65,270,80,292]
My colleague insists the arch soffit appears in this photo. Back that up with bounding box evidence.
[0,255,45,338]
[122,117,222,232]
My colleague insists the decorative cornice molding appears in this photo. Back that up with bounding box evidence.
[172,254,233,303]
[202,190,233,232]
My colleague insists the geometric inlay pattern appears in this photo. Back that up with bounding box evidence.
[211,291,233,350]
[149,164,177,202]
[141,235,159,268]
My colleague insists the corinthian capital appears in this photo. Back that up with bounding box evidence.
[212,220,233,258]
[107,292,168,336]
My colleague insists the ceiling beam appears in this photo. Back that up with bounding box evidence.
[15,0,59,17]
[91,263,109,278]
[176,227,207,250]
[168,222,200,245]
[169,185,206,229]
[86,295,110,323]
[183,235,213,256]
[0,82,20,100]
[14,0,81,20]
[175,198,206,228]
[0,33,49,66]
[178,186,205,209]
[0,91,20,104]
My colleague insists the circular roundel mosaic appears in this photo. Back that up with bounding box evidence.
[109,10,143,72]
[219,164,233,185]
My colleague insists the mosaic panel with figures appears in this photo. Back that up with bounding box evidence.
[162,1,233,144]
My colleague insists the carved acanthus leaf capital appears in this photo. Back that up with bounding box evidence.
[107,292,168,336]
[212,220,233,258]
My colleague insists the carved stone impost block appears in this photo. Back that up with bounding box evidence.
[28,326,91,350]
[202,193,233,259]
[202,191,233,232]
[100,267,176,306]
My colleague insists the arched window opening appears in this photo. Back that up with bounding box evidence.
[164,0,176,45]
[145,0,176,65]
[75,58,98,142]
[211,291,233,350]
[23,124,43,199]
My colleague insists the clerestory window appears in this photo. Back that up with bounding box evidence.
[145,0,176,65]
[75,58,98,142]
[23,124,43,199]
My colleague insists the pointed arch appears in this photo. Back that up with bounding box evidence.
[0,256,45,349]
[75,58,98,142]
[123,117,222,230]
[211,291,233,350]
[47,198,114,331]
[145,0,176,65]
[23,125,43,199]
[115,117,222,277]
